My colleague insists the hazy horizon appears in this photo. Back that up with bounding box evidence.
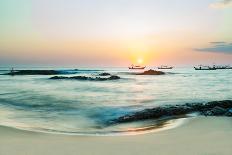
[1,0,232,67]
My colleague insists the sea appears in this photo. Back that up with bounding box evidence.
[0,67,231,135]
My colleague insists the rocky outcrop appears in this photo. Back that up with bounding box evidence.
[202,106,227,116]
[6,70,60,75]
[107,75,120,80]
[112,100,232,123]
[50,75,120,81]
[225,109,232,116]
[137,69,165,75]
[98,73,111,76]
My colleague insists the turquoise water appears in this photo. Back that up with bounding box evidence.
[0,67,231,135]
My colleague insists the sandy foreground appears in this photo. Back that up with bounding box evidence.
[0,117,232,155]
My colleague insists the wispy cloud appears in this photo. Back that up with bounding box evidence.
[210,0,232,8]
[195,42,232,54]
[210,41,226,44]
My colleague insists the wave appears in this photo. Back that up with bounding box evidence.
[0,98,75,111]
[0,116,187,136]
[2,100,231,136]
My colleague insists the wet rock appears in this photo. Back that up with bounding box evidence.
[203,106,227,116]
[204,100,232,109]
[137,69,165,75]
[115,105,194,123]
[98,73,111,76]
[186,102,205,111]
[70,76,90,80]
[7,70,60,75]
[108,75,120,80]
[112,100,232,123]
[50,76,69,79]
[225,108,232,117]
[50,75,120,81]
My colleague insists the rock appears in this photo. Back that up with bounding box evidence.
[7,70,60,75]
[98,73,111,76]
[70,76,89,80]
[50,76,69,79]
[112,100,232,124]
[50,75,120,81]
[115,105,195,123]
[108,75,120,80]
[213,107,227,115]
[202,106,227,116]
[211,106,227,115]
[137,69,165,75]
[186,102,205,111]
[204,100,232,109]
[225,108,232,117]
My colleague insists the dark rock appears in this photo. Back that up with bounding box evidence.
[204,100,232,109]
[115,105,195,123]
[50,75,120,81]
[203,106,227,116]
[112,100,232,124]
[225,108,232,117]
[137,69,165,75]
[186,102,205,111]
[70,76,89,80]
[7,70,60,75]
[98,73,111,76]
[212,106,227,115]
[50,76,69,79]
[108,75,120,80]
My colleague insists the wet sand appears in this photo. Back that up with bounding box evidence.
[0,117,232,155]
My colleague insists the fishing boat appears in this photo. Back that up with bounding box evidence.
[194,64,232,70]
[215,65,232,70]
[158,65,173,69]
[128,65,146,69]
[194,65,216,70]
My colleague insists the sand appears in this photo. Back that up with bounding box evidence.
[0,116,232,155]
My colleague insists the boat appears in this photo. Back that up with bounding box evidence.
[215,65,232,70]
[128,65,146,69]
[158,65,173,69]
[194,64,232,70]
[194,65,216,70]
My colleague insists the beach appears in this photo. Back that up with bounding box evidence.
[0,68,232,155]
[1,0,232,154]
[1,116,232,155]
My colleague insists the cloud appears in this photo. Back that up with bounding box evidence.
[210,41,226,44]
[210,0,232,8]
[195,42,232,54]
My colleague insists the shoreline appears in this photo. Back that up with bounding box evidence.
[1,116,232,155]
[0,117,188,136]
[1,99,232,137]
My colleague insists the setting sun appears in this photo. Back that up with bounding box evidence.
[137,58,143,64]
[1,1,232,155]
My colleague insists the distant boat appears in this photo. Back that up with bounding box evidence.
[194,65,216,70]
[194,65,232,70]
[158,65,173,69]
[128,65,146,69]
[215,65,232,70]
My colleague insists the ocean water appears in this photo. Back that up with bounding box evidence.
[0,67,231,135]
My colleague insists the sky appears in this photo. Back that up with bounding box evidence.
[0,0,232,67]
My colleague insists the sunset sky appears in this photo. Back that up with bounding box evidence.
[0,0,232,67]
